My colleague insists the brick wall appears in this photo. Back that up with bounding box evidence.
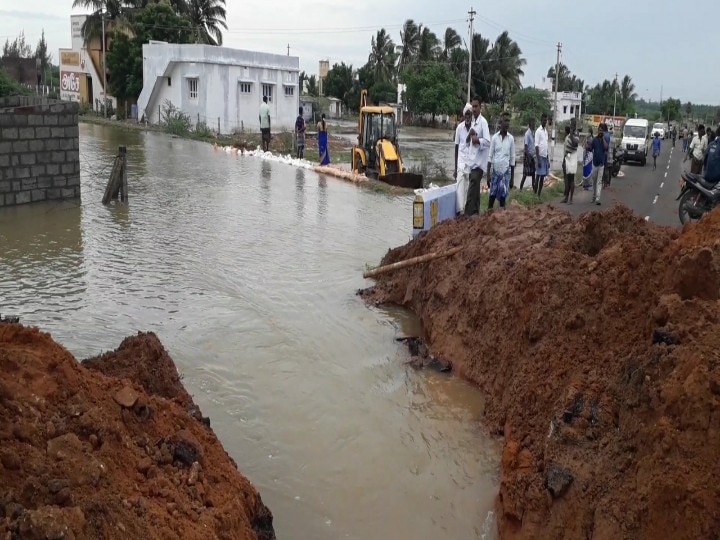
[0,96,80,207]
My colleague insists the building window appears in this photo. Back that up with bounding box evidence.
[239,82,252,94]
[284,86,294,97]
[570,106,574,114]
[262,84,273,103]
[188,78,198,99]
[563,105,567,114]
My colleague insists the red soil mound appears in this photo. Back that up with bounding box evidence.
[363,205,720,539]
[0,326,274,540]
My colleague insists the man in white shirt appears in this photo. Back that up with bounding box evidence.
[465,96,491,215]
[454,104,473,214]
[486,112,516,209]
[259,96,271,152]
[534,113,549,196]
[685,125,707,174]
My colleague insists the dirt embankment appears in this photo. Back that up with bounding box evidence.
[362,205,720,539]
[0,326,274,540]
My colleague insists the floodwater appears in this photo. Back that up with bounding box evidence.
[0,123,500,539]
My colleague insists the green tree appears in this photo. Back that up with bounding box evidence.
[0,68,31,96]
[661,97,682,122]
[369,79,396,104]
[186,0,227,45]
[34,30,52,75]
[306,75,319,97]
[368,29,396,83]
[510,87,552,126]
[685,101,693,118]
[618,75,637,116]
[405,62,461,120]
[2,31,33,59]
[324,62,354,107]
[546,63,584,93]
[397,19,420,76]
[106,3,192,103]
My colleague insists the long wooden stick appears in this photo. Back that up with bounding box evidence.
[363,246,462,279]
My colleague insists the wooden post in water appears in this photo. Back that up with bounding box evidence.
[102,146,128,205]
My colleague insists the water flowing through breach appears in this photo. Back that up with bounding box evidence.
[0,122,500,539]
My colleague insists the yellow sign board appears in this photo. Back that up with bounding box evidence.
[61,51,80,67]
[429,200,439,227]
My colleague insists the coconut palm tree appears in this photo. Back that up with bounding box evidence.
[417,27,440,63]
[440,27,461,61]
[487,31,525,103]
[187,0,227,45]
[368,29,396,83]
[397,19,420,76]
[71,0,130,44]
[619,74,637,114]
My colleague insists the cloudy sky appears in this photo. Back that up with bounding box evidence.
[1,0,718,105]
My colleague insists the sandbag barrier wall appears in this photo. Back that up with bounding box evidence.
[0,96,80,207]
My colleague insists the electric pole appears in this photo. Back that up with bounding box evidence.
[613,72,618,117]
[101,6,107,118]
[551,42,561,164]
[287,44,290,56]
[467,7,476,103]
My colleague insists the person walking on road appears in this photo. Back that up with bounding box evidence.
[317,114,331,165]
[686,125,707,174]
[562,125,579,204]
[519,118,536,191]
[464,96,491,215]
[534,113,550,197]
[259,96,271,152]
[487,112,515,209]
[652,132,662,170]
[585,124,609,205]
[453,104,473,214]
[682,126,689,153]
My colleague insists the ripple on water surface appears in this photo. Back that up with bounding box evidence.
[0,123,500,539]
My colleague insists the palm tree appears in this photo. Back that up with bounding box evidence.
[397,20,420,76]
[469,33,491,101]
[71,0,130,44]
[417,27,439,63]
[368,29,396,83]
[488,31,524,103]
[187,0,227,45]
[619,74,637,114]
[441,27,461,61]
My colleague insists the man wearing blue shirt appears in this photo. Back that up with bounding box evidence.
[585,124,609,205]
[652,132,662,170]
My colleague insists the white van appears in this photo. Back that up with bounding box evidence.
[621,118,650,166]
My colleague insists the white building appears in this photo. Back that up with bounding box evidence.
[538,77,583,123]
[58,14,116,111]
[137,42,300,133]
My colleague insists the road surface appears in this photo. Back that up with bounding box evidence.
[556,138,686,227]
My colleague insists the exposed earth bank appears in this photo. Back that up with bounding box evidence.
[362,205,720,539]
[0,326,274,540]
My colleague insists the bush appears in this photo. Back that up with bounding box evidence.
[0,68,31,98]
[160,99,191,136]
[193,120,213,139]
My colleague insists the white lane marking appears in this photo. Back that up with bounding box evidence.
[664,172,668,178]
[653,195,658,204]
[660,182,664,188]
[644,216,650,221]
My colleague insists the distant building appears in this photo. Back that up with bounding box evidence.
[137,42,300,133]
[318,60,329,96]
[537,77,583,122]
[327,97,343,119]
[58,14,115,112]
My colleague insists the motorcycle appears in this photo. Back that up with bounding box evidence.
[676,172,720,224]
[603,147,623,187]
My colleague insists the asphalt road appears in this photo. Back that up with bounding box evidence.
[555,138,687,228]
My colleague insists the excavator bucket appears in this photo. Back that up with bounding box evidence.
[379,172,424,189]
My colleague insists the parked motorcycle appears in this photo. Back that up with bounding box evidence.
[603,147,623,187]
[676,172,720,224]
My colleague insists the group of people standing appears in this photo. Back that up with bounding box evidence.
[257,96,330,165]
[453,96,517,214]
[517,115,551,197]
[684,124,720,175]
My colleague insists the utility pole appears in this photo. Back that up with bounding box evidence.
[101,6,107,118]
[613,72,618,117]
[287,44,290,56]
[551,41,561,164]
[467,7,475,103]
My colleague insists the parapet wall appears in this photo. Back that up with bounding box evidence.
[0,96,80,207]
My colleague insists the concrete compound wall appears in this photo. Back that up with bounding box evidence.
[0,96,80,207]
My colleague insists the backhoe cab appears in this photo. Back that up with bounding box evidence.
[351,90,423,189]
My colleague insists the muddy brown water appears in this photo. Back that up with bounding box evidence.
[0,123,500,539]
